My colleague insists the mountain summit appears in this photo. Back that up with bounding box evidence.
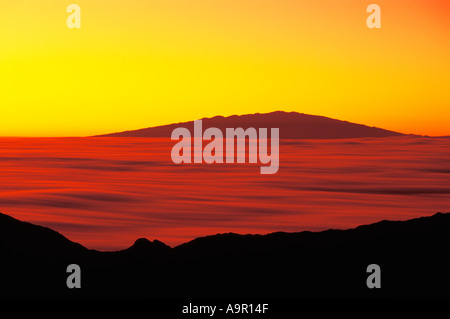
[96,111,404,139]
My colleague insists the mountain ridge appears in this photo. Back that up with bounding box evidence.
[2,211,447,252]
[1,211,449,299]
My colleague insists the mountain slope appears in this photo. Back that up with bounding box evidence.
[96,111,405,139]
[0,213,88,258]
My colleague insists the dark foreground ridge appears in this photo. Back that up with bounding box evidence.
[95,111,405,139]
[1,212,449,299]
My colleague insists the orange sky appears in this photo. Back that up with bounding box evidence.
[0,0,449,136]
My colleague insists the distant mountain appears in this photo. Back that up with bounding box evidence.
[1,211,449,299]
[95,111,405,139]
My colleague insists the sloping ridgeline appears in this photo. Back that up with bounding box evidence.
[0,212,449,299]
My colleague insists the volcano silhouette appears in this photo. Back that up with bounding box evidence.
[96,111,405,139]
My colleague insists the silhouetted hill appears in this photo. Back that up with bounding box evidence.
[113,238,172,261]
[1,212,449,299]
[96,111,405,139]
[0,213,87,259]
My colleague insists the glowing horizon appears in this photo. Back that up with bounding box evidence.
[1,0,449,137]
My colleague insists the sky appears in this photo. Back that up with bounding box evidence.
[0,0,449,137]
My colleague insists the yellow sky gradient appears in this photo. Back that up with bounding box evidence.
[0,0,449,136]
